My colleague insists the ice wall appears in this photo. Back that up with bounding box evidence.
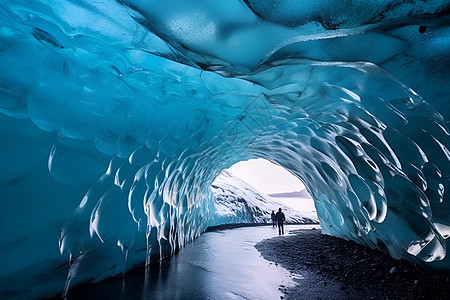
[0,0,449,298]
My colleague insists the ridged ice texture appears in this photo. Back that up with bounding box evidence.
[0,0,449,298]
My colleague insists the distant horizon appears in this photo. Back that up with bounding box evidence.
[267,190,311,198]
[226,158,308,195]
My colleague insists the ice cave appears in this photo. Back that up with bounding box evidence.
[0,0,449,298]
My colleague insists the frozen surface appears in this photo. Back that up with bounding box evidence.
[0,0,449,298]
[211,170,318,225]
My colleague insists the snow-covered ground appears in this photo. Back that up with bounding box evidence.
[209,171,318,226]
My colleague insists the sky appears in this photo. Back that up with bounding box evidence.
[226,158,306,194]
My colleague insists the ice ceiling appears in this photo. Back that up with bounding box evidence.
[1,0,450,297]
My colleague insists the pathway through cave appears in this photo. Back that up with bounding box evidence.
[64,225,333,299]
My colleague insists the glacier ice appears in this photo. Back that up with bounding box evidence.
[0,0,449,298]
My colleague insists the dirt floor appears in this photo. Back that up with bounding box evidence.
[255,228,450,300]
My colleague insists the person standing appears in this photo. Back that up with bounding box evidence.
[271,210,276,227]
[275,208,285,235]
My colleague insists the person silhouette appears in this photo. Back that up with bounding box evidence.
[271,210,276,227]
[275,208,285,235]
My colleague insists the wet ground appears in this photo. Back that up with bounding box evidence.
[256,228,450,299]
[66,225,319,299]
[65,225,450,299]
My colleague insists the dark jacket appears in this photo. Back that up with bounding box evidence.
[275,211,285,224]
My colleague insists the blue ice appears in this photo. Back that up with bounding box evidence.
[0,0,449,298]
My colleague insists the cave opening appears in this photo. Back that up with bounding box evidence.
[210,158,318,225]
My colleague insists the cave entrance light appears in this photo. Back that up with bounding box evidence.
[210,158,318,225]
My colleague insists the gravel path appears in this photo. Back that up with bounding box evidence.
[255,228,450,299]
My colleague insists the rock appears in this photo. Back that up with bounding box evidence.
[255,228,450,299]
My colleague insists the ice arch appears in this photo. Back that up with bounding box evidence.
[0,0,449,297]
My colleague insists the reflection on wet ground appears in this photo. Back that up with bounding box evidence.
[67,225,319,299]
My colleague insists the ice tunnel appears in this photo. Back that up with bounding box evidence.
[0,0,450,297]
